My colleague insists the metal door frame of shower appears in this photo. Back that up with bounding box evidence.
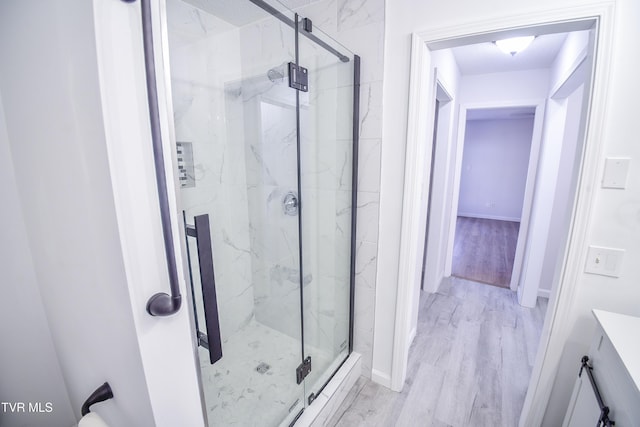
[139,0,361,423]
[299,52,361,415]
[289,7,361,414]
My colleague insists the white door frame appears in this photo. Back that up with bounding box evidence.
[420,76,454,293]
[517,47,591,308]
[441,100,545,295]
[390,4,615,427]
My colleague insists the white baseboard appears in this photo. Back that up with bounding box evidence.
[295,352,362,427]
[458,212,521,222]
[371,368,392,389]
[538,288,551,299]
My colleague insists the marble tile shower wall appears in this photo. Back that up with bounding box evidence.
[285,0,385,377]
[236,79,305,340]
[167,0,256,341]
[234,17,307,342]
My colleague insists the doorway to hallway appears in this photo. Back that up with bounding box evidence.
[391,12,605,426]
[448,109,535,289]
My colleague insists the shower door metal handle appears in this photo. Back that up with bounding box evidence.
[185,214,223,364]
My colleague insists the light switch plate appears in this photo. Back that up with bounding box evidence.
[602,157,631,189]
[585,245,625,277]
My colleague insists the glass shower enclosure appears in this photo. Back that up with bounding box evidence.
[157,0,359,425]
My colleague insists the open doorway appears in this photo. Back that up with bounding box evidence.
[450,107,535,288]
[390,10,608,425]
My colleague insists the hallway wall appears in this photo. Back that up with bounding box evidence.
[538,87,585,296]
[524,30,590,296]
[458,118,534,221]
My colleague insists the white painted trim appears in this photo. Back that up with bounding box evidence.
[389,4,615,427]
[457,213,521,222]
[444,108,468,277]
[435,78,454,103]
[510,101,546,293]
[422,77,456,293]
[390,32,434,392]
[371,368,392,389]
[537,288,551,299]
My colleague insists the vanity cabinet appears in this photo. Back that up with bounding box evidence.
[563,310,640,426]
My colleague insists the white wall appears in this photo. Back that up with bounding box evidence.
[0,92,75,427]
[518,98,569,303]
[380,0,640,425]
[538,87,584,294]
[519,30,589,301]
[458,118,534,221]
[459,69,550,104]
[520,30,589,300]
[0,1,155,425]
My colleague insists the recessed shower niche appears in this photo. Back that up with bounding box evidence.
[163,0,360,425]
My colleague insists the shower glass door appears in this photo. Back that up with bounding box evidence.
[166,0,305,425]
[163,0,357,425]
[296,22,355,399]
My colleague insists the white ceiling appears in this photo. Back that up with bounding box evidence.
[450,32,569,75]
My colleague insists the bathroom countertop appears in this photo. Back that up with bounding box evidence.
[592,309,640,394]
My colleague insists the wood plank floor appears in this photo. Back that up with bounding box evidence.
[327,277,548,427]
[452,216,520,288]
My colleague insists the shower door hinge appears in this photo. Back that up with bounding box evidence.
[302,17,312,33]
[296,356,312,384]
[289,62,308,92]
[197,331,209,350]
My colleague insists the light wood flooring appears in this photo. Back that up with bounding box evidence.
[327,277,548,427]
[452,216,520,288]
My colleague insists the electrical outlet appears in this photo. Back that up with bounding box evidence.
[585,245,625,277]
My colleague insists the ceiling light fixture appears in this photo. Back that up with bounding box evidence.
[494,36,535,56]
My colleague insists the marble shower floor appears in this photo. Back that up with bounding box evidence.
[198,319,331,427]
